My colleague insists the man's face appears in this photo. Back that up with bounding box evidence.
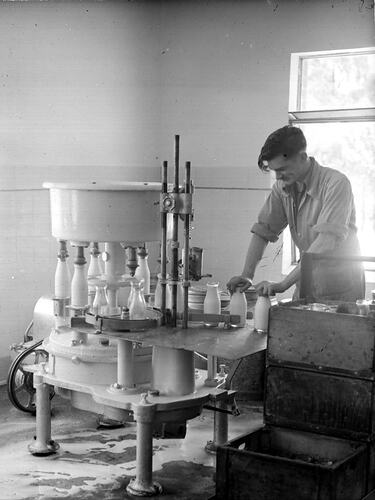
[267,152,306,188]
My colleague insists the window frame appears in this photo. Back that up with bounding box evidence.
[284,46,375,274]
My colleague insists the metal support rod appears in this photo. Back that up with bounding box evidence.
[183,161,191,328]
[205,398,229,454]
[207,355,217,380]
[117,339,134,389]
[213,399,229,445]
[28,372,59,456]
[170,135,180,326]
[303,253,375,263]
[127,397,162,496]
[135,420,153,485]
[160,161,168,324]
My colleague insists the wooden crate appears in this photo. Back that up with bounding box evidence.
[268,304,375,377]
[265,365,374,441]
[216,302,375,499]
[216,426,368,500]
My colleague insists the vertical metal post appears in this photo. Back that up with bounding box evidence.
[126,396,162,496]
[170,135,180,326]
[214,400,229,445]
[205,355,219,387]
[117,339,134,389]
[160,161,168,324]
[183,161,191,329]
[28,372,59,456]
[205,397,229,454]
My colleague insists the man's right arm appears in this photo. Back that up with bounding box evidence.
[226,233,268,293]
[227,183,287,294]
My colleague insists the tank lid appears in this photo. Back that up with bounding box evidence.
[43,181,161,191]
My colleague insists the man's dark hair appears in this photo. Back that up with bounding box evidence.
[257,125,307,171]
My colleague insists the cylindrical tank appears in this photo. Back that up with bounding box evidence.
[152,346,195,396]
[33,296,56,342]
[43,181,162,243]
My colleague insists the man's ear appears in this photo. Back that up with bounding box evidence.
[300,151,308,161]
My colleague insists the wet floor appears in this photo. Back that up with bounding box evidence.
[0,385,262,499]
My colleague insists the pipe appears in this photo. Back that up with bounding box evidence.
[126,399,162,496]
[160,161,168,324]
[170,135,180,326]
[117,339,134,389]
[183,161,191,328]
[28,372,59,456]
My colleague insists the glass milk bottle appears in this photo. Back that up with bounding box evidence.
[127,279,136,309]
[154,273,171,310]
[203,283,221,327]
[135,247,151,295]
[229,288,247,327]
[87,243,103,307]
[254,295,271,333]
[92,284,108,316]
[129,282,147,320]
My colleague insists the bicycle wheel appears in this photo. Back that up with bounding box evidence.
[7,340,54,414]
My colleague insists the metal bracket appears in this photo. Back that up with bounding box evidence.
[160,193,193,214]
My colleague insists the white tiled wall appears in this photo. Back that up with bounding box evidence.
[0,0,373,381]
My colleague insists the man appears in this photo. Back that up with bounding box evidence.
[227,125,365,301]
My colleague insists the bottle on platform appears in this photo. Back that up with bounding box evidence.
[129,282,147,320]
[87,242,103,307]
[229,288,247,327]
[135,247,151,295]
[92,285,108,316]
[203,283,221,327]
[254,295,271,333]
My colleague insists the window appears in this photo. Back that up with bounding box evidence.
[285,47,375,279]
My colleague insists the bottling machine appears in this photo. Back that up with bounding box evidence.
[17,137,266,497]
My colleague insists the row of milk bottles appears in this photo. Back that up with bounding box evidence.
[203,282,271,332]
[54,244,153,321]
[55,243,271,329]
[54,243,185,321]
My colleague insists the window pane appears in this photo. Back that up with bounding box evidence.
[300,122,375,265]
[300,53,375,111]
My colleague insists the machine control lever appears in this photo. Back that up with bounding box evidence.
[203,402,241,417]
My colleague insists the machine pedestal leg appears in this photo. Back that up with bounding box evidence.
[204,355,218,386]
[205,399,228,454]
[28,372,59,456]
[126,394,162,497]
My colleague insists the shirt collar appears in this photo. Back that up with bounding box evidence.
[281,157,320,199]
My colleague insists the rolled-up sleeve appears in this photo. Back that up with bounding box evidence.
[312,175,353,241]
[251,186,288,242]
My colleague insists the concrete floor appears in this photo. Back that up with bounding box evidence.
[0,385,263,500]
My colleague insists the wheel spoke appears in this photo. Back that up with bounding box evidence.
[14,382,27,394]
[25,393,36,411]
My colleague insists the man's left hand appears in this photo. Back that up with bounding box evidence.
[254,280,286,297]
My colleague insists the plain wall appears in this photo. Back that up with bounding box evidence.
[0,0,162,380]
[158,0,374,287]
[0,0,373,380]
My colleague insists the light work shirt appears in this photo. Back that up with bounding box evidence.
[251,158,364,300]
